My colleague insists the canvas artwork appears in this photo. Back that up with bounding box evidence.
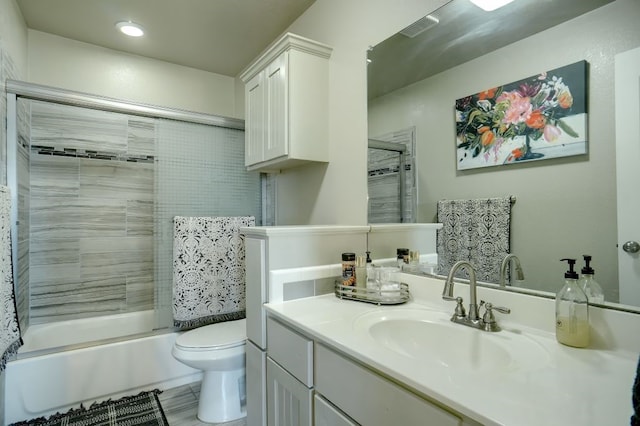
[455,60,588,170]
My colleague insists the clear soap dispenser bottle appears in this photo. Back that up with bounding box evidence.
[578,255,605,304]
[556,258,590,348]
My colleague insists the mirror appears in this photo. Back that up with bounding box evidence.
[367,0,640,311]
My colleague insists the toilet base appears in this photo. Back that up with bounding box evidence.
[198,367,247,423]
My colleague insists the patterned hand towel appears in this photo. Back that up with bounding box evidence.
[436,197,512,283]
[173,216,255,329]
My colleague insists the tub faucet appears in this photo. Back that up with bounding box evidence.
[442,260,511,332]
[500,254,524,287]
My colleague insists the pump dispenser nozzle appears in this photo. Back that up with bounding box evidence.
[579,254,604,304]
[560,258,578,279]
[581,255,595,275]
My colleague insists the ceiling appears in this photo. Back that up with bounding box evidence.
[367,0,614,100]
[16,0,316,77]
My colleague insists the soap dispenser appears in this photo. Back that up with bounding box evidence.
[556,258,590,348]
[578,255,605,304]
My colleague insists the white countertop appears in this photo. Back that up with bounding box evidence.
[265,274,640,426]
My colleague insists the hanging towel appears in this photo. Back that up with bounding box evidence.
[436,197,512,283]
[0,186,22,370]
[173,216,255,330]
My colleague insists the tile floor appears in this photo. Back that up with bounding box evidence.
[158,382,247,426]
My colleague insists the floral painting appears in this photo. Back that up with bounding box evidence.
[455,61,588,170]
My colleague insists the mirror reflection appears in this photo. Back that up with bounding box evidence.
[367,0,640,310]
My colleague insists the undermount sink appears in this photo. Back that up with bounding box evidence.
[353,308,549,374]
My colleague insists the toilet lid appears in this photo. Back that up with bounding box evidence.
[175,318,246,350]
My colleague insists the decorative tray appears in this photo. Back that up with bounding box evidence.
[334,281,410,305]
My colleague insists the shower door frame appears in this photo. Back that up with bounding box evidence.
[5,79,247,328]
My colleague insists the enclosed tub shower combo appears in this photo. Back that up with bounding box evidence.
[3,80,263,424]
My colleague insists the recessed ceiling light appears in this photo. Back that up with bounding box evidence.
[115,21,145,37]
[469,0,515,12]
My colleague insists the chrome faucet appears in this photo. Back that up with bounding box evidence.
[442,261,480,321]
[499,254,524,287]
[442,260,511,332]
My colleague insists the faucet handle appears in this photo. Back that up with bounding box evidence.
[486,303,511,315]
[481,302,510,332]
[452,297,466,318]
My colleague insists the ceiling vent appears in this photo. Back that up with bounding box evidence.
[399,15,440,38]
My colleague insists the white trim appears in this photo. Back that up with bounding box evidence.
[239,33,333,83]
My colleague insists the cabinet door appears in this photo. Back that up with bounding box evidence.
[266,357,312,426]
[314,394,359,426]
[245,72,265,166]
[265,52,289,161]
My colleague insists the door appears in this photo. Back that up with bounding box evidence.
[246,72,265,166]
[615,46,640,305]
[265,52,289,161]
[266,358,312,426]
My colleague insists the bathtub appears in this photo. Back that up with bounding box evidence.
[4,311,201,424]
[18,310,157,353]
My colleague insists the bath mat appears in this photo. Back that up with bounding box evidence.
[9,389,169,426]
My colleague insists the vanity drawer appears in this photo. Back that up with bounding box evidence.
[315,344,462,426]
[314,394,358,426]
[267,316,313,387]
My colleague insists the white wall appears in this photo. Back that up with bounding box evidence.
[18,0,451,226]
[27,30,239,119]
[268,0,449,225]
[0,0,27,74]
[368,0,640,297]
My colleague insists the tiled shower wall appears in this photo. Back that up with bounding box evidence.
[26,100,155,324]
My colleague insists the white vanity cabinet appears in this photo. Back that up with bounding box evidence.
[266,317,314,426]
[239,33,332,172]
[265,313,483,426]
[241,226,369,426]
[315,344,465,426]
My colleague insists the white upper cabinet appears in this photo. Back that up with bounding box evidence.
[240,33,333,172]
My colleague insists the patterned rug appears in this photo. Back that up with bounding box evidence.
[9,390,169,426]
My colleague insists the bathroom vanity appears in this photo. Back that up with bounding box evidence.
[242,224,640,425]
[264,273,640,426]
[265,313,478,426]
[241,224,442,426]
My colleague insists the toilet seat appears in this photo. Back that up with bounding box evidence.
[175,318,246,351]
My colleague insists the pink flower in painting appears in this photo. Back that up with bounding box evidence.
[543,124,562,142]
[497,92,533,125]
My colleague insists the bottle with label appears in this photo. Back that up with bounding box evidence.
[341,253,356,288]
[556,258,590,348]
[355,254,367,289]
[578,255,605,304]
[396,248,409,269]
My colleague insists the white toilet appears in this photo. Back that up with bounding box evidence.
[172,318,247,423]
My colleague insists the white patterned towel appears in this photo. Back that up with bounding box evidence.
[0,186,22,370]
[173,216,255,329]
[436,197,512,283]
